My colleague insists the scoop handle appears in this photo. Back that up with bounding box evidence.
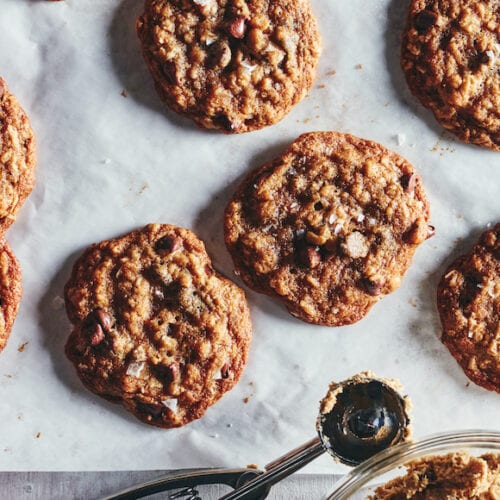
[219,437,325,500]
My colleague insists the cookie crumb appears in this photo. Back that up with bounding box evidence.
[121,89,127,98]
[17,341,29,353]
[355,64,363,70]
[36,432,41,439]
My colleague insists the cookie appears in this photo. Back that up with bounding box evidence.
[224,132,433,326]
[0,77,36,233]
[0,242,22,354]
[136,0,321,133]
[437,224,500,393]
[64,224,252,428]
[401,0,500,151]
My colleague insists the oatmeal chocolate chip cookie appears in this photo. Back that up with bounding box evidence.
[0,242,22,354]
[136,0,321,133]
[64,224,252,428]
[401,0,500,151]
[0,77,36,234]
[437,224,500,393]
[224,132,432,326]
[372,451,500,499]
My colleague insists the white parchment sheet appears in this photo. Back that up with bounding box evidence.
[0,0,498,474]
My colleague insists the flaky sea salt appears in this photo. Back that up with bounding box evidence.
[468,332,474,339]
[205,37,216,46]
[357,213,365,223]
[162,398,178,412]
[334,223,342,235]
[328,214,336,225]
[126,361,145,378]
[212,369,223,380]
[241,60,257,73]
[51,296,65,310]
[193,0,211,5]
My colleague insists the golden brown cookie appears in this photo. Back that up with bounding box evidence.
[136,0,321,133]
[401,0,500,151]
[0,242,22,354]
[0,77,36,234]
[64,224,252,428]
[372,451,500,499]
[437,224,500,393]
[224,132,433,326]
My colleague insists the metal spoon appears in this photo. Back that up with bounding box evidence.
[219,376,410,500]
[105,375,409,500]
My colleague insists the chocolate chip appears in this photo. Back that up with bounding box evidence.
[426,225,436,239]
[414,10,438,33]
[83,311,108,346]
[94,308,112,332]
[155,235,182,255]
[361,277,382,296]
[227,16,247,39]
[154,362,180,386]
[314,201,324,211]
[400,173,417,193]
[468,51,491,71]
[299,246,321,268]
[214,113,241,132]
[460,273,482,309]
[221,362,230,379]
[161,61,178,85]
[138,403,163,418]
[208,40,231,68]
[88,323,104,346]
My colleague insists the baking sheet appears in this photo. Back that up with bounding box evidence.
[0,0,498,475]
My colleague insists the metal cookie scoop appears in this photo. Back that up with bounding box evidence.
[219,374,410,500]
[105,374,410,500]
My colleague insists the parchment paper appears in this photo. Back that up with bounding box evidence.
[0,0,498,475]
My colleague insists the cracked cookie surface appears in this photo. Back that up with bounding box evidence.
[437,224,500,393]
[0,77,36,234]
[401,0,500,151]
[136,0,321,133]
[0,242,22,354]
[65,224,252,428]
[224,132,432,326]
